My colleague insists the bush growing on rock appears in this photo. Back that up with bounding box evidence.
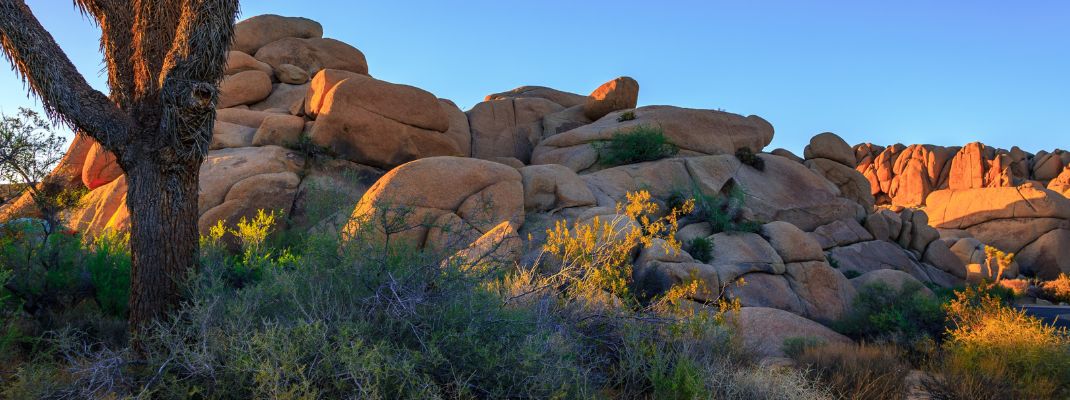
[595,125,679,167]
[689,187,762,234]
[734,147,766,172]
[685,236,714,263]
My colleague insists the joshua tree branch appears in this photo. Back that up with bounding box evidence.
[153,0,238,162]
[0,0,132,155]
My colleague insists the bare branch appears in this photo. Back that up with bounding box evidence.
[0,0,132,154]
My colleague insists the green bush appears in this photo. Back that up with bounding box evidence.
[596,125,678,166]
[685,237,713,263]
[690,186,761,234]
[833,282,945,355]
[617,110,637,122]
[734,147,765,171]
[83,230,131,317]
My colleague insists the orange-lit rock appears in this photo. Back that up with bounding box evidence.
[81,140,123,190]
[583,76,639,121]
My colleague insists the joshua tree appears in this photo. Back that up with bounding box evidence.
[0,0,239,336]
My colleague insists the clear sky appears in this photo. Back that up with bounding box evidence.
[2,1,1067,154]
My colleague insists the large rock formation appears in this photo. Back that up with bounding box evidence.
[22,13,1067,363]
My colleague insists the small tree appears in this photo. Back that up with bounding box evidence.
[0,108,72,233]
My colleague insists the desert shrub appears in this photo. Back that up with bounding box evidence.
[734,147,765,171]
[543,190,694,306]
[690,186,761,234]
[790,342,909,400]
[1039,273,1070,303]
[617,110,636,122]
[596,125,678,166]
[201,209,297,288]
[923,286,1070,400]
[685,236,713,263]
[833,282,945,359]
[82,230,131,317]
[2,195,835,399]
[841,270,860,279]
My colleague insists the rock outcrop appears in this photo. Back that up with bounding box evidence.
[31,13,1069,362]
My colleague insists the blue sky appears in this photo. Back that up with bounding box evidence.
[1,1,1067,154]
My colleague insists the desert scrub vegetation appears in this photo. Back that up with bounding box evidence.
[1039,273,1070,303]
[922,286,1070,400]
[832,282,945,359]
[787,342,910,400]
[669,185,762,235]
[0,192,834,399]
[596,125,679,167]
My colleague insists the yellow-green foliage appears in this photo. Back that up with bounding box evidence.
[543,190,694,306]
[929,286,1070,399]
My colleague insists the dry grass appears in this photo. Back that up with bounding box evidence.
[790,342,909,400]
[1038,273,1070,303]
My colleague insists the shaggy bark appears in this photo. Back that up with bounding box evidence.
[0,0,238,337]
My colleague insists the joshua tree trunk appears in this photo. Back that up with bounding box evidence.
[0,0,239,338]
[125,156,202,332]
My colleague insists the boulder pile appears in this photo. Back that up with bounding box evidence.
[19,14,1066,360]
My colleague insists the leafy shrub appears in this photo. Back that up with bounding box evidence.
[685,237,713,263]
[833,282,945,358]
[596,125,679,166]
[83,230,131,317]
[790,342,910,400]
[1039,273,1070,303]
[690,186,761,234]
[923,286,1070,399]
[617,110,637,122]
[734,147,765,171]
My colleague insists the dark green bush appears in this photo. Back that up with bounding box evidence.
[686,237,713,263]
[734,147,765,171]
[833,282,945,360]
[690,187,761,234]
[596,125,678,166]
[617,110,637,122]
[842,270,860,279]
